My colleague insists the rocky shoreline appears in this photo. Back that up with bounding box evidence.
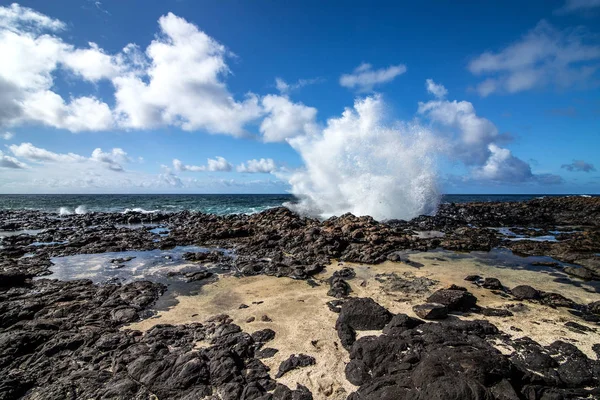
[1,196,600,399]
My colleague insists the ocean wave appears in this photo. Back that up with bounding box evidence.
[122,208,160,214]
[59,205,88,215]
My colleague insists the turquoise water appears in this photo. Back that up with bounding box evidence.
[0,194,596,215]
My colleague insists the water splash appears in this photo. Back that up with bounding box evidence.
[59,205,88,215]
[284,96,440,221]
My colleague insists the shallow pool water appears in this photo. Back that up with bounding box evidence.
[39,245,235,309]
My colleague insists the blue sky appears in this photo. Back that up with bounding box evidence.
[0,0,599,196]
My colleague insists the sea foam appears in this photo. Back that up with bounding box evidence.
[285,96,440,221]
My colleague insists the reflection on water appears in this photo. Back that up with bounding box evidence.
[39,245,235,310]
[418,248,600,295]
[0,229,45,238]
[493,227,558,242]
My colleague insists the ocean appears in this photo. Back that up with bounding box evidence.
[0,194,596,215]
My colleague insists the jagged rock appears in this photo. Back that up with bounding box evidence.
[426,289,478,312]
[337,298,393,331]
[482,277,503,290]
[510,285,540,300]
[275,354,316,378]
[412,303,448,319]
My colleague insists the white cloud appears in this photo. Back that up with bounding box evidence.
[472,144,533,182]
[555,0,600,15]
[173,156,232,172]
[112,13,263,135]
[90,148,130,171]
[9,142,130,171]
[62,42,122,81]
[0,4,115,131]
[1,131,13,140]
[275,77,322,94]
[0,150,27,169]
[469,20,600,96]
[237,158,277,173]
[340,62,407,92]
[21,92,114,132]
[425,79,448,99]
[418,97,500,165]
[0,5,263,135]
[418,80,563,184]
[9,142,86,163]
[0,3,65,32]
[260,95,318,142]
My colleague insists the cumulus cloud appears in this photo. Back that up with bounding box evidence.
[112,13,262,135]
[9,142,130,171]
[418,81,562,184]
[468,20,600,96]
[9,142,86,163]
[90,148,130,171]
[340,62,407,92]
[418,97,501,165]
[425,79,448,99]
[0,4,263,135]
[0,150,27,169]
[1,131,13,140]
[554,0,600,15]
[561,159,597,172]
[172,157,232,172]
[472,144,533,182]
[0,4,117,131]
[0,3,65,32]
[260,95,318,142]
[237,158,277,173]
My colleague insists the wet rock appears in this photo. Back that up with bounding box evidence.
[327,277,351,298]
[184,270,213,282]
[563,266,595,280]
[510,285,540,300]
[0,270,33,287]
[540,292,577,308]
[376,272,437,294]
[275,354,316,378]
[426,289,478,312]
[413,303,448,319]
[482,277,503,290]
[588,301,600,315]
[332,267,356,280]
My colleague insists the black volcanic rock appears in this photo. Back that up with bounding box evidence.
[413,303,448,320]
[275,354,316,378]
[337,298,393,331]
[511,285,540,300]
[426,288,478,312]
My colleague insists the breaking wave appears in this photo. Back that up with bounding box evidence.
[58,205,88,215]
[122,208,160,214]
[284,96,440,221]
